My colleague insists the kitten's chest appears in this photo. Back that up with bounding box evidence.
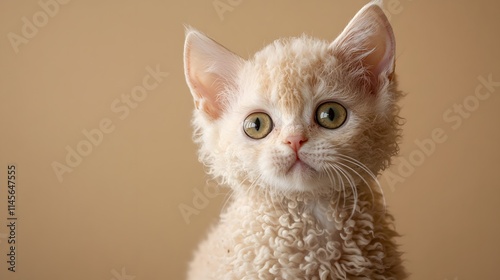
[210,197,377,278]
[224,197,346,255]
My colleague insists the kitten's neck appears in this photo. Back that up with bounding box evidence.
[229,183,384,231]
[231,187,351,230]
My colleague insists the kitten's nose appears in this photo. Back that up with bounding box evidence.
[285,134,308,153]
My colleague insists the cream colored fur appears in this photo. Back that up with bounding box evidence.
[183,1,407,279]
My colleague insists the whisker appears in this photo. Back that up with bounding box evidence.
[322,164,342,215]
[332,163,358,220]
[336,154,387,215]
[336,160,375,207]
[268,182,282,216]
[327,163,345,213]
[322,164,337,194]
[220,174,253,214]
[330,163,357,219]
[220,187,235,214]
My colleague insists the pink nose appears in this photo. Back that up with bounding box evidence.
[285,134,308,152]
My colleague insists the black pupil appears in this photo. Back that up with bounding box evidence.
[327,108,335,121]
[254,117,261,131]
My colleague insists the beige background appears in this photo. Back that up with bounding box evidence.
[1,0,499,279]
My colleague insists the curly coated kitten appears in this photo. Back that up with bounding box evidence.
[183,1,407,279]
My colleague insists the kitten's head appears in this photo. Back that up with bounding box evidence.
[183,2,401,196]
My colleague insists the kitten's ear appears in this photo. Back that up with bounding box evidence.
[330,1,395,93]
[183,27,244,119]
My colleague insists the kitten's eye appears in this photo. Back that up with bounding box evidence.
[243,112,273,139]
[315,102,347,129]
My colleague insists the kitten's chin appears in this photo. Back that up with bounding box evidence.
[269,161,325,193]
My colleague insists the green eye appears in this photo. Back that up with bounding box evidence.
[243,112,273,139]
[315,101,347,129]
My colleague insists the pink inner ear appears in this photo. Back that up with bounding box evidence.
[356,8,395,93]
[366,33,390,79]
[191,72,223,119]
[367,11,395,80]
[330,3,395,93]
[183,29,244,120]
[183,36,221,119]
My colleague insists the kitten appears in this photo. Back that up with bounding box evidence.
[183,1,407,279]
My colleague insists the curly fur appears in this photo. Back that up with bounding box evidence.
[184,1,407,279]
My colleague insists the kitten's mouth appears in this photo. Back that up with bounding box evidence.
[286,158,315,174]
